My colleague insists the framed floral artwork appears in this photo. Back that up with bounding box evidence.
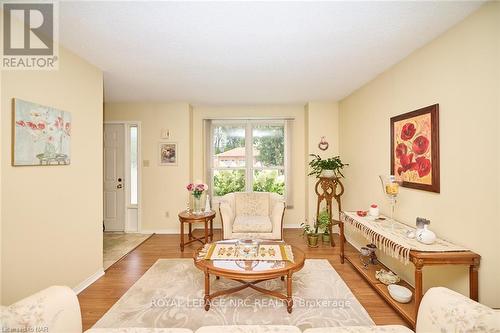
[159,142,177,166]
[390,104,439,193]
[13,98,71,166]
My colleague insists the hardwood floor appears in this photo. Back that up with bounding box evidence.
[79,229,408,330]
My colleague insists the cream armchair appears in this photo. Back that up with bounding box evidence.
[219,192,286,240]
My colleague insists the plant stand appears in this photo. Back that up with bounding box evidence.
[314,177,344,247]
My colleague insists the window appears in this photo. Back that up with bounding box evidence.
[129,125,138,205]
[210,120,287,198]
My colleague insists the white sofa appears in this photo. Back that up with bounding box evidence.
[1,286,498,333]
[219,192,286,240]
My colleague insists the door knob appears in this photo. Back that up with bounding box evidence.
[117,184,123,189]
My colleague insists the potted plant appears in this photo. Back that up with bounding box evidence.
[317,210,331,243]
[300,222,319,248]
[308,154,348,178]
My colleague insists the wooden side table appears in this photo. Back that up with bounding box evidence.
[179,210,215,252]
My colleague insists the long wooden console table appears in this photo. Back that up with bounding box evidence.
[339,212,480,328]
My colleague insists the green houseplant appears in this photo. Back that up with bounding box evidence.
[317,210,331,243]
[308,154,348,178]
[300,222,319,248]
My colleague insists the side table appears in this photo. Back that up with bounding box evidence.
[179,210,216,252]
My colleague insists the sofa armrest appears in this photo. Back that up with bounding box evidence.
[1,286,82,333]
[416,287,500,333]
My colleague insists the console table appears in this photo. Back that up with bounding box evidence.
[339,211,480,328]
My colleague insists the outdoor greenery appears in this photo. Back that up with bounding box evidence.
[253,125,284,167]
[213,170,245,196]
[308,154,348,178]
[253,170,285,194]
[213,169,284,196]
[213,125,245,155]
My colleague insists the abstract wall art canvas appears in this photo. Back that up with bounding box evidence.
[13,98,71,166]
[391,104,440,193]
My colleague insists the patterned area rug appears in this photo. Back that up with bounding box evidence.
[94,259,373,331]
[103,232,152,270]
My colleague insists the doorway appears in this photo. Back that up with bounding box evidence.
[103,122,141,232]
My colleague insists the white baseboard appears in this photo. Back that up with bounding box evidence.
[73,269,105,294]
[142,224,302,235]
[140,228,183,234]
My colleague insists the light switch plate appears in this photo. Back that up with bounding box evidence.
[143,160,150,167]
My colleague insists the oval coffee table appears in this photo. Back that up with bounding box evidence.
[193,240,305,313]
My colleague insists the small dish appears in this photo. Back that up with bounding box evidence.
[356,210,368,217]
[388,284,412,303]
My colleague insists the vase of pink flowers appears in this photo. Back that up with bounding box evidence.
[186,182,208,214]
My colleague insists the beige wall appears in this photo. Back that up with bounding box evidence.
[104,103,339,231]
[1,48,103,304]
[339,2,500,307]
[104,103,192,232]
[305,102,340,224]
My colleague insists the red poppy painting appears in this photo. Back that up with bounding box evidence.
[391,104,440,193]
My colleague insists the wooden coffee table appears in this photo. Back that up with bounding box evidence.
[193,240,305,313]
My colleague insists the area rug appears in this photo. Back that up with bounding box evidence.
[93,259,373,330]
[103,232,152,270]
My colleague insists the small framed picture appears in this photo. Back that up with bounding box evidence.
[159,142,178,166]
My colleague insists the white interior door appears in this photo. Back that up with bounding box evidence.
[104,124,125,231]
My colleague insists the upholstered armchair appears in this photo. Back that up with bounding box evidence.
[219,192,286,240]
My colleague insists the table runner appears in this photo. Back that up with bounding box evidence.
[199,243,294,262]
[341,211,468,264]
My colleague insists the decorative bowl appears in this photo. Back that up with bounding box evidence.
[388,284,412,303]
[360,247,371,256]
[375,269,400,285]
[237,239,259,257]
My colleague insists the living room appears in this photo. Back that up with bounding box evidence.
[1,1,499,333]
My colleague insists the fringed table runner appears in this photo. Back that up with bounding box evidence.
[341,211,468,264]
[198,243,294,262]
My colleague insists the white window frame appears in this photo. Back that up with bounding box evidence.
[210,119,287,199]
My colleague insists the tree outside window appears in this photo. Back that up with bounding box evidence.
[212,121,286,197]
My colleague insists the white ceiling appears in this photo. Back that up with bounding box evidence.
[59,1,483,104]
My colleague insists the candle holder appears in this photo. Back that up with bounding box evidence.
[379,175,402,230]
